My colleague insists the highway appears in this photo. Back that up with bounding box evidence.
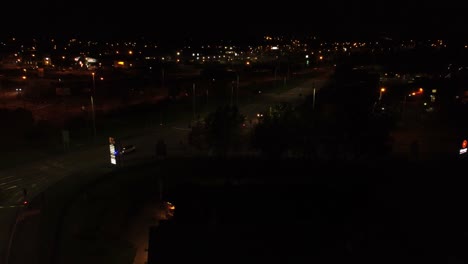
[0,68,332,264]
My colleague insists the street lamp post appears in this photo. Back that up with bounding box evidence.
[312,87,316,110]
[20,75,27,109]
[92,72,96,93]
[161,67,165,89]
[192,83,196,121]
[231,81,234,106]
[91,72,96,138]
[379,87,386,101]
[0,75,4,106]
[236,73,239,106]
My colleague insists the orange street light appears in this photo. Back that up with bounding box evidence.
[379,87,386,101]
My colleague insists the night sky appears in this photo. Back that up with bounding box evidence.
[2,0,466,42]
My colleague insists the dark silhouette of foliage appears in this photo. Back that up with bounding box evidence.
[64,116,90,139]
[25,120,59,146]
[248,67,396,161]
[0,108,34,145]
[251,103,299,159]
[11,108,35,133]
[193,105,246,157]
[188,121,207,151]
[187,105,246,156]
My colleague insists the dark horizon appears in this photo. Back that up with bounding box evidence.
[2,0,467,43]
[1,23,468,43]
[4,24,468,45]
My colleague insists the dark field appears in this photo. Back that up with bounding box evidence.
[149,158,468,264]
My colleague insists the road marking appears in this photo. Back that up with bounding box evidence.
[0,175,14,181]
[49,162,66,169]
[10,190,22,199]
[0,205,20,209]
[172,127,191,131]
[39,166,49,170]
[35,104,52,110]
[0,178,23,186]
[5,185,17,190]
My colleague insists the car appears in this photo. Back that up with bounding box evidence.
[120,145,136,155]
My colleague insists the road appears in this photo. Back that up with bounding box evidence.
[0,67,333,264]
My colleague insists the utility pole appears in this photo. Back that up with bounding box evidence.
[0,75,4,107]
[91,72,96,139]
[312,88,316,111]
[159,111,163,126]
[161,67,165,89]
[231,81,234,106]
[236,74,239,105]
[312,81,317,110]
[192,83,196,121]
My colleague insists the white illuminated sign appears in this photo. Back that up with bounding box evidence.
[460,148,467,155]
[109,144,117,164]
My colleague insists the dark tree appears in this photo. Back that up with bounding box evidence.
[203,105,246,157]
[251,103,299,159]
[188,121,207,151]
